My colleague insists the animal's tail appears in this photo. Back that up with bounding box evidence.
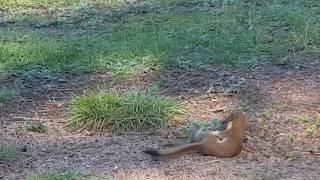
[143,143,202,157]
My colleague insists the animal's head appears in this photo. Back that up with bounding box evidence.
[225,111,247,132]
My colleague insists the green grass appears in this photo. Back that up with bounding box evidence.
[26,123,48,134]
[26,169,108,180]
[27,170,80,180]
[0,0,319,79]
[305,115,320,138]
[66,89,184,132]
[0,144,17,163]
[0,0,79,9]
[0,28,160,77]
[293,114,310,124]
[0,0,129,11]
[0,88,16,103]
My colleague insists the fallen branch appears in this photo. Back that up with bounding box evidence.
[290,100,320,107]
[197,159,221,166]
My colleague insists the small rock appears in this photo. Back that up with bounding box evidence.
[247,153,258,161]
[285,71,293,75]
[57,78,67,83]
[68,154,75,158]
[225,87,238,93]
[266,36,273,43]
[222,72,232,76]
[19,145,27,152]
[238,77,246,85]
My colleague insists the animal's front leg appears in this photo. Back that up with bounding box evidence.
[189,122,204,142]
[205,131,227,140]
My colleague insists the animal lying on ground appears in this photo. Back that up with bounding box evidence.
[143,111,247,158]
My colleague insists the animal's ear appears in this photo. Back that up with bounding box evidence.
[229,111,238,118]
[225,110,243,121]
[223,113,232,123]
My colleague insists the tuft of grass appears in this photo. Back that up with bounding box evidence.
[293,114,310,124]
[66,89,184,132]
[26,123,48,134]
[260,110,273,120]
[0,144,17,163]
[306,127,315,137]
[305,115,320,138]
[0,88,16,103]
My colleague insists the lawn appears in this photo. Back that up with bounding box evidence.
[1,0,320,179]
[1,0,319,78]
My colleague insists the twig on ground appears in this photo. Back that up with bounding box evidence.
[197,159,221,166]
[0,116,42,122]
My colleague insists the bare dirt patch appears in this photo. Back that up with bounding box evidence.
[1,60,320,179]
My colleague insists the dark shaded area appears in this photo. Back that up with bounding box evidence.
[143,148,160,156]
[157,60,320,114]
[157,65,269,114]
[0,1,164,32]
[0,72,115,119]
[0,0,246,33]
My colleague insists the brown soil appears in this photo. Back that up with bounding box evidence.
[1,60,320,180]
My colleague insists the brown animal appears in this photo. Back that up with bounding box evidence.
[143,111,247,158]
